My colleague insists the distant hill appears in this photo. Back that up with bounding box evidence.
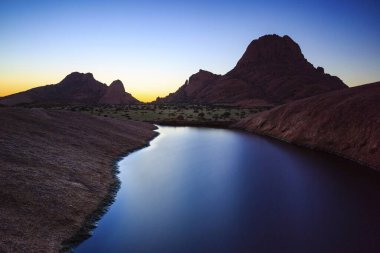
[235,81,380,171]
[0,72,140,106]
[156,34,347,106]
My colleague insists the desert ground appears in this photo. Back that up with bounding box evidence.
[0,108,156,252]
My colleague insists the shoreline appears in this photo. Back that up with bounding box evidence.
[158,122,379,172]
[232,82,380,172]
[0,108,158,253]
[65,123,377,252]
[152,121,380,172]
[233,127,379,173]
[151,120,233,129]
[60,130,159,252]
[154,121,379,172]
[66,122,378,249]
[1,107,378,252]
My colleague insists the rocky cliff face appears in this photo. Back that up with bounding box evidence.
[99,80,139,104]
[156,70,221,103]
[0,72,140,106]
[234,82,380,171]
[156,35,347,106]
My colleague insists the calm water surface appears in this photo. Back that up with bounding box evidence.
[75,126,380,253]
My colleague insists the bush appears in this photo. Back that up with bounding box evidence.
[222,111,231,118]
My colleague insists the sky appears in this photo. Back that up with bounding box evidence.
[0,0,379,102]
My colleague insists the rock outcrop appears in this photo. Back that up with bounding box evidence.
[0,108,156,252]
[0,72,140,106]
[156,70,221,103]
[235,82,380,171]
[99,80,139,104]
[156,35,347,106]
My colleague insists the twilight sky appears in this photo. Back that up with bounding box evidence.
[1,0,379,102]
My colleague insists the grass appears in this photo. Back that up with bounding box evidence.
[40,104,273,125]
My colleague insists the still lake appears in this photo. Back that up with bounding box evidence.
[75,126,380,253]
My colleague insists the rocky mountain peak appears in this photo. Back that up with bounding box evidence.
[59,72,98,88]
[109,80,126,92]
[189,69,219,82]
[235,34,307,69]
[62,72,94,81]
[156,34,347,106]
[0,72,140,106]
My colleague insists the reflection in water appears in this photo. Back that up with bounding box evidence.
[76,126,380,253]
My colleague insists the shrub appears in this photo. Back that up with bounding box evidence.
[222,111,231,118]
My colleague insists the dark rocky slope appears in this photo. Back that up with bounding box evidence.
[0,108,156,252]
[0,72,139,106]
[235,82,380,171]
[156,34,347,106]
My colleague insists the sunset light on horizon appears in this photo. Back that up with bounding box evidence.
[2,1,380,252]
[1,0,379,102]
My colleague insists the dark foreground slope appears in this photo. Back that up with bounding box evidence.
[0,108,156,252]
[156,35,347,106]
[235,82,380,171]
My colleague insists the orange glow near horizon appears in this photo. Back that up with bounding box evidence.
[0,76,178,103]
[1,1,379,103]
[0,74,372,103]
[0,84,171,103]
[0,75,374,103]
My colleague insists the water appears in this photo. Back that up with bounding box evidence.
[75,126,380,253]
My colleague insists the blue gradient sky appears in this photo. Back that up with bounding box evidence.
[1,0,379,101]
